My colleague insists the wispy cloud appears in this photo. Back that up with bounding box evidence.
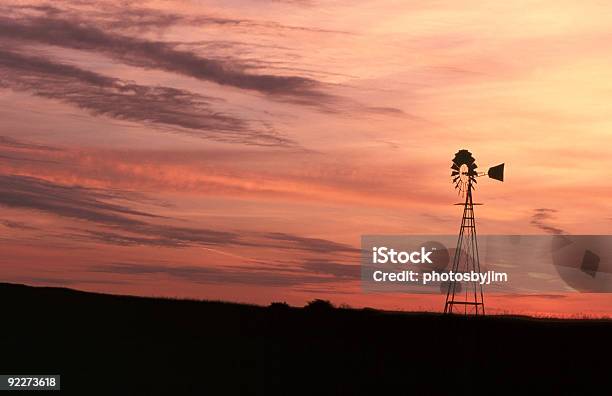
[0,135,60,151]
[8,276,128,286]
[0,174,161,225]
[0,219,37,231]
[504,294,567,300]
[8,2,343,34]
[264,232,359,254]
[0,146,447,210]
[301,259,360,279]
[531,208,565,235]
[0,49,296,147]
[90,260,356,287]
[0,174,360,254]
[0,13,334,103]
[0,174,242,246]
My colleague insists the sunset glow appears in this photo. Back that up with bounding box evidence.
[1,0,611,316]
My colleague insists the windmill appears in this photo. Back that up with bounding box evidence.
[444,149,504,315]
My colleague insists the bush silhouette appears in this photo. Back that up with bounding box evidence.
[304,299,334,311]
[268,301,290,310]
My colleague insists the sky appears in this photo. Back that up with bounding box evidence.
[0,0,611,317]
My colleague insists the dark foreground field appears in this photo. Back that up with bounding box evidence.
[0,283,610,395]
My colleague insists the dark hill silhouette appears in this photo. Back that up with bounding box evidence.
[0,282,610,395]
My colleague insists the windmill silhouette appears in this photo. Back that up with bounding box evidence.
[444,149,504,315]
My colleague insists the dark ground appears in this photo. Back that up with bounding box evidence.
[0,283,610,395]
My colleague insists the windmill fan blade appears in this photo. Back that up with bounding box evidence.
[451,171,459,176]
[451,163,460,171]
[453,149,477,169]
[452,176,460,183]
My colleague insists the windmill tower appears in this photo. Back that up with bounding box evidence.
[444,149,504,315]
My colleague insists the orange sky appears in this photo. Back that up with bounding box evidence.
[0,0,611,317]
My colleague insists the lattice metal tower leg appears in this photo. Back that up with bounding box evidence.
[444,180,485,315]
